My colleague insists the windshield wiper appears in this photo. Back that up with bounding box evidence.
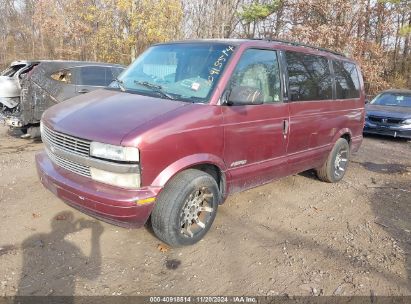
[134,80,175,100]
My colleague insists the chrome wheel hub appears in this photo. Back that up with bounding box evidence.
[180,187,214,238]
[334,148,348,177]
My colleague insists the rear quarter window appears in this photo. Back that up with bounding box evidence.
[333,61,360,99]
[285,51,333,102]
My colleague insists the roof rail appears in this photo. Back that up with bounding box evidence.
[250,38,347,57]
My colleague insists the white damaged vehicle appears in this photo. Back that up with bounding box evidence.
[0,61,39,120]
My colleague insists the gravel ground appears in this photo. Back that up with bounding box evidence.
[0,125,410,297]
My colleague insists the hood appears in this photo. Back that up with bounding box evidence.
[0,76,20,98]
[43,89,188,145]
[365,104,411,119]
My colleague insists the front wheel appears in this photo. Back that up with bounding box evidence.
[151,169,220,246]
[316,138,350,183]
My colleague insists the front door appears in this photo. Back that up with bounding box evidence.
[222,48,289,194]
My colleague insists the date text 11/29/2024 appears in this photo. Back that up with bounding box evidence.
[149,296,257,303]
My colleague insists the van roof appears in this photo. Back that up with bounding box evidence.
[10,60,125,68]
[158,38,349,60]
[10,60,41,66]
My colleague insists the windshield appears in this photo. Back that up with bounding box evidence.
[371,92,411,107]
[1,64,26,77]
[111,43,235,103]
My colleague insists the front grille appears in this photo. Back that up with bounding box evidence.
[368,116,403,125]
[42,124,90,156]
[41,124,91,178]
[45,148,91,178]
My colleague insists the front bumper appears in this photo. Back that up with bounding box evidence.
[364,122,411,139]
[36,151,162,228]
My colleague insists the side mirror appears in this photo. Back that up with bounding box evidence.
[226,86,263,105]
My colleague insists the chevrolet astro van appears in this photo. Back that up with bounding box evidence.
[36,39,365,246]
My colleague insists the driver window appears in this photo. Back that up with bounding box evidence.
[228,49,281,103]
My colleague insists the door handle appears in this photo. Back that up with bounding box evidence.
[77,89,89,94]
[282,119,289,136]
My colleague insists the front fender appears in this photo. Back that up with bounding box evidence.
[151,153,227,188]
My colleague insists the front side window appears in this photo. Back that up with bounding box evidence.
[114,43,235,103]
[78,66,108,86]
[286,51,332,101]
[333,61,360,99]
[227,49,281,103]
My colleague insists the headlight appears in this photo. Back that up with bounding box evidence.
[402,119,411,125]
[90,168,140,189]
[90,142,139,162]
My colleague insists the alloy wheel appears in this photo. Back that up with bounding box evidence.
[180,187,214,238]
[334,147,349,177]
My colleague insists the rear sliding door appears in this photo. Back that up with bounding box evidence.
[284,51,334,174]
[284,51,362,174]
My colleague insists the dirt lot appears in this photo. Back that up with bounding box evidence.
[0,124,410,297]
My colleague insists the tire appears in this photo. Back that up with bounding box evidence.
[316,138,350,183]
[151,169,220,247]
[28,126,41,139]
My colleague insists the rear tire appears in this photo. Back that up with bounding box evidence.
[151,169,220,246]
[316,138,350,183]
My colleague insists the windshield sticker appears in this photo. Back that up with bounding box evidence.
[191,82,200,91]
[208,45,235,84]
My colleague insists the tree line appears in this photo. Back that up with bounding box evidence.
[1,0,410,94]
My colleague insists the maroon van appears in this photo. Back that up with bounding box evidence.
[36,39,365,246]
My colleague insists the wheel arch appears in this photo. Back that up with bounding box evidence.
[332,128,352,146]
[151,154,227,201]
